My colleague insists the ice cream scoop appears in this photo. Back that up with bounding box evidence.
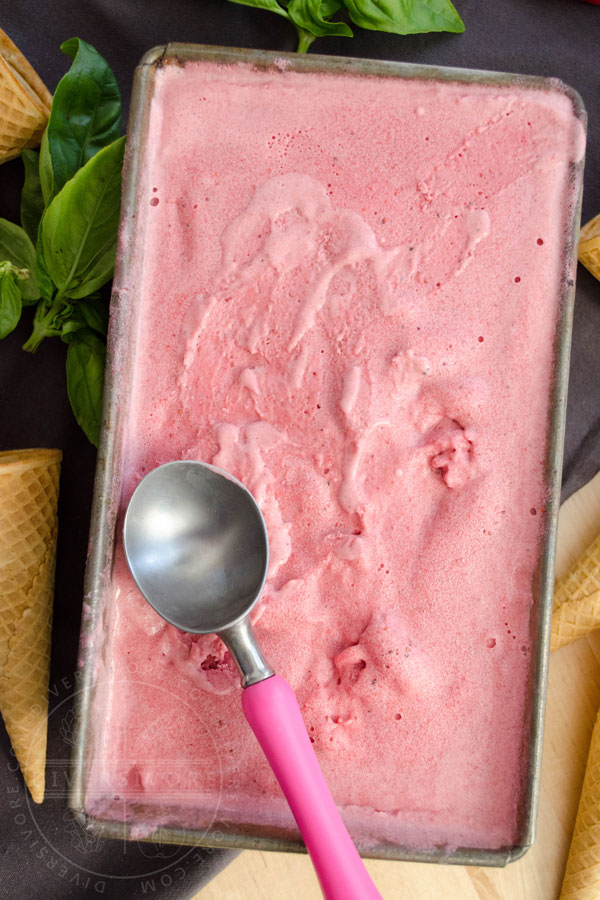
[123,460,382,900]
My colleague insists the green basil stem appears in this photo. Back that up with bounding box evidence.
[296,28,317,52]
[22,292,66,352]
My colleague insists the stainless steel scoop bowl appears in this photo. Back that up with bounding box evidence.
[123,460,382,900]
[123,460,273,686]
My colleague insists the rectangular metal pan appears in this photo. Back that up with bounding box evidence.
[69,43,586,866]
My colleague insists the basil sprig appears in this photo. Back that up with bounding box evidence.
[226,0,464,51]
[0,39,123,447]
[46,37,121,197]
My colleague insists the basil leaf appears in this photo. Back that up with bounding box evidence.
[39,129,55,205]
[20,149,45,245]
[42,136,125,300]
[0,271,23,339]
[342,0,464,33]
[0,219,36,269]
[59,293,108,346]
[288,0,353,36]
[66,328,106,446]
[321,0,345,13]
[0,218,40,302]
[35,232,55,303]
[78,295,109,335]
[224,0,291,17]
[47,38,122,195]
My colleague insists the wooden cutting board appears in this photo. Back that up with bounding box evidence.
[198,472,600,900]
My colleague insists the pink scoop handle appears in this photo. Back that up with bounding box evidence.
[242,675,383,900]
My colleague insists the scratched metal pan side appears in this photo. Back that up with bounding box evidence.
[515,119,586,859]
[68,46,167,821]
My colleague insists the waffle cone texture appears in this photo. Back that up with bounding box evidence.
[552,530,600,652]
[0,449,61,803]
[579,213,600,282]
[560,707,600,899]
[0,28,52,163]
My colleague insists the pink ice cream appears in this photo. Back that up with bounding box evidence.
[84,58,584,852]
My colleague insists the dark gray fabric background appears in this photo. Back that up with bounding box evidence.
[0,2,599,898]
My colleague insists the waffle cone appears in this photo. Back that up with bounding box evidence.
[0,449,61,803]
[560,706,600,899]
[579,213,600,282]
[552,592,600,653]
[0,28,52,163]
[552,531,600,652]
